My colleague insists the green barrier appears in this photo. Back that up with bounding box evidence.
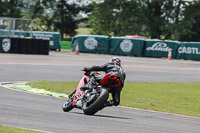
[176,42,200,60]
[144,39,179,58]
[109,37,145,56]
[0,30,61,50]
[71,35,109,54]
[0,37,11,53]
[0,29,29,38]
[32,31,60,50]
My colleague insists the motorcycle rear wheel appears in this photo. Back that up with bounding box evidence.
[83,88,109,115]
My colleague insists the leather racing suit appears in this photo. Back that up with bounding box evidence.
[82,62,126,107]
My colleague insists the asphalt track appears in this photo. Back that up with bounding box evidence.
[0,52,200,133]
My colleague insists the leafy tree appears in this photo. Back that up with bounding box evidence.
[89,0,141,36]
[89,0,169,37]
[2,0,199,41]
[53,0,80,38]
[88,0,116,36]
[138,0,187,39]
[88,0,191,40]
[23,0,82,38]
[110,0,142,36]
[22,0,55,31]
[0,0,22,18]
[178,0,200,41]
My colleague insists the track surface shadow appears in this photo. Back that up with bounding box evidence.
[71,111,131,120]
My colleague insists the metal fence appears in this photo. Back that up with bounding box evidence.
[0,17,34,38]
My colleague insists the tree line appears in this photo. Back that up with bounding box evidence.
[0,0,199,41]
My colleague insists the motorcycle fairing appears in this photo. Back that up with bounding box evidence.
[72,74,89,106]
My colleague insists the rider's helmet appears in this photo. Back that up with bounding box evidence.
[109,57,121,66]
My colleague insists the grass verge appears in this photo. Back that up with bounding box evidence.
[76,28,91,35]
[60,41,72,52]
[26,80,76,94]
[27,81,200,117]
[0,125,43,133]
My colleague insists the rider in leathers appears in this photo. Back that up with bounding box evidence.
[81,57,126,108]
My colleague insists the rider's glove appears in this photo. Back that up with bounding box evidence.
[82,67,90,72]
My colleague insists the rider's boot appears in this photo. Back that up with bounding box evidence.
[80,83,92,91]
[99,100,113,110]
[80,75,95,91]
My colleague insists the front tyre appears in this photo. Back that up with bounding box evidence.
[83,88,109,115]
[62,97,74,112]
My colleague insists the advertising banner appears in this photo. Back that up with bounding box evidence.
[32,31,60,50]
[0,30,60,50]
[0,37,49,55]
[71,35,109,54]
[144,39,179,58]
[109,37,145,56]
[0,37,11,53]
[176,42,200,60]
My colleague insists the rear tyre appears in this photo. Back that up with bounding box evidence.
[83,88,109,115]
[62,97,74,112]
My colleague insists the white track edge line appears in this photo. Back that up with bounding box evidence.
[0,81,65,99]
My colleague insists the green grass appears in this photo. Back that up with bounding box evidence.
[60,41,72,52]
[61,41,71,49]
[0,124,43,133]
[121,82,200,117]
[26,80,76,94]
[27,81,200,117]
[76,28,91,35]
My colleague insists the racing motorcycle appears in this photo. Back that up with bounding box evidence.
[62,71,109,115]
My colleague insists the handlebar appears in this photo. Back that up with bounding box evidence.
[81,70,91,76]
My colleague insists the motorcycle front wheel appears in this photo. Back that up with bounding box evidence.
[83,88,109,115]
[62,97,74,112]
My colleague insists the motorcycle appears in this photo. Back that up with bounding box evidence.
[62,71,109,115]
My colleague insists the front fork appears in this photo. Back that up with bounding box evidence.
[81,87,101,109]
